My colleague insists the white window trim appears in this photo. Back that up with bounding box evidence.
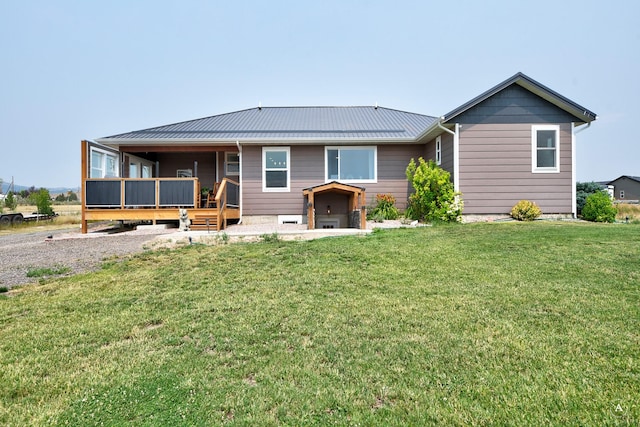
[89,146,120,178]
[262,146,290,192]
[324,146,378,184]
[435,136,442,166]
[532,124,560,173]
[225,152,240,176]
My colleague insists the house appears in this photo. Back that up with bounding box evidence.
[81,72,596,233]
[607,176,640,203]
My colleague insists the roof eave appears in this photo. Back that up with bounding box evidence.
[94,136,421,146]
[415,120,449,142]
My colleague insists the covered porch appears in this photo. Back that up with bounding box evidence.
[81,140,240,233]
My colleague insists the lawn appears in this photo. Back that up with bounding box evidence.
[0,222,638,425]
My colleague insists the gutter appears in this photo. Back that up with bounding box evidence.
[436,119,460,193]
[573,121,591,134]
[236,140,243,224]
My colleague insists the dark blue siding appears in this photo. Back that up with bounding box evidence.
[453,84,577,125]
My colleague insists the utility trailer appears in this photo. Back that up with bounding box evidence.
[0,212,57,227]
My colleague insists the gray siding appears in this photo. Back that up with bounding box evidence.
[458,123,573,214]
[423,133,454,177]
[242,145,322,216]
[373,145,424,208]
[242,144,423,215]
[453,84,578,125]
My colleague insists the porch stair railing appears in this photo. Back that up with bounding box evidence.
[189,178,239,231]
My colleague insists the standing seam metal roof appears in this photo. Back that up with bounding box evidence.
[98,106,438,141]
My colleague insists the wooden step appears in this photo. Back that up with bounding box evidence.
[190,215,219,230]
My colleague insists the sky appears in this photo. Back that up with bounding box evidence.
[1,0,638,189]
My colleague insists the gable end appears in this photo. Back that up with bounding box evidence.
[450,84,579,125]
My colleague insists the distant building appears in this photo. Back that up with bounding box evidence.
[607,176,640,203]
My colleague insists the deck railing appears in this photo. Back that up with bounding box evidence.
[84,178,200,208]
[213,178,240,227]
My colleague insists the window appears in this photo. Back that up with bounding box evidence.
[620,190,625,199]
[226,152,240,176]
[263,147,290,191]
[325,146,377,183]
[177,169,192,177]
[129,163,138,178]
[435,136,442,165]
[532,125,560,173]
[90,147,119,178]
[142,165,152,178]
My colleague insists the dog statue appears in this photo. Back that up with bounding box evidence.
[179,209,191,231]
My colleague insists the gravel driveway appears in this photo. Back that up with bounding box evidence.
[0,226,173,289]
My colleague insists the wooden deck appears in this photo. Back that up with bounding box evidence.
[81,175,240,233]
[82,206,240,231]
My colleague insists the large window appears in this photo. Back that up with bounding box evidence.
[90,147,119,178]
[532,125,560,173]
[326,146,377,183]
[263,147,290,191]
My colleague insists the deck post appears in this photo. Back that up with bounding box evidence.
[81,140,88,234]
[307,193,315,230]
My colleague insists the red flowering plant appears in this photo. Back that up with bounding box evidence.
[368,193,399,221]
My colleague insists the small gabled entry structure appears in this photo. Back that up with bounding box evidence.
[303,181,366,230]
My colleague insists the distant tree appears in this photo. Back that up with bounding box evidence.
[29,189,54,215]
[576,181,606,215]
[19,189,29,199]
[55,193,67,202]
[67,191,78,202]
[5,192,17,211]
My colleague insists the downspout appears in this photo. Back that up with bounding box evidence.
[236,140,243,224]
[437,119,460,193]
[572,122,592,218]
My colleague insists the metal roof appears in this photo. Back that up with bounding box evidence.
[442,72,598,124]
[97,106,438,144]
[608,175,640,184]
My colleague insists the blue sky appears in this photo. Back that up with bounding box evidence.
[1,0,638,188]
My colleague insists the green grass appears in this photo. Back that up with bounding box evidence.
[25,265,71,278]
[1,222,638,425]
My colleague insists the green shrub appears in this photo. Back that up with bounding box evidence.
[405,157,463,223]
[582,192,617,223]
[369,193,399,220]
[576,181,604,214]
[510,200,542,221]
